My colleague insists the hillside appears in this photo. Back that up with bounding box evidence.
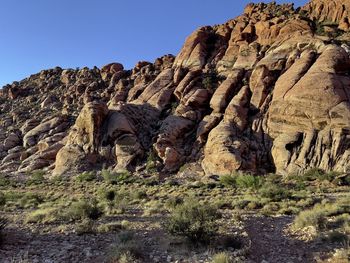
[0,1,350,262]
[0,1,349,179]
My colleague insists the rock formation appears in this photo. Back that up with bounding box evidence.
[0,0,349,177]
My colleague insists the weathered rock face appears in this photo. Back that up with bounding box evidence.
[1,0,350,177]
[53,102,108,176]
[303,0,350,25]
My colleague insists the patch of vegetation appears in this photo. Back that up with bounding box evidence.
[165,198,220,244]
[220,173,263,190]
[314,21,344,38]
[0,216,8,245]
[259,183,291,202]
[76,171,97,182]
[145,150,158,173]
[202,68,221,91]
[75,219,95,235]
[292,197,350,238]
[67,198,103,221]
[102,169,134,185]
[97,222,123,233]
[211,252,232,263]
[27,170,46,186]
[0,192,6,207]
[107,231,143,262]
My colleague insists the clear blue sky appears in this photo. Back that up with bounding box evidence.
[0,0,307,87]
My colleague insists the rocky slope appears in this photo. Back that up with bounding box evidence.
[1,0,350,178]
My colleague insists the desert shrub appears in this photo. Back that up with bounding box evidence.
[143,200,164,216]
[97,222,123,233]
[165,198,220,244]
[166,196,184,209]
[75,219,95,235]
[299,168,339,182]
[25,207,59,224]
[27,170,46,185]
[0,192,6,207]
[133,190,147,200]
[107,231,143,262]
[326,231,349,243]
[259,183,291,201]
[220,174,263,190]
[103,190,116,202]
[18,193,44,209]
[202,68,220,91]
[292,199,350,231]
[145,150,158,173]
[220,175,236,188]
[0,216,8,245]
[102,170,133,185]
[67,198,103,221]
[0,176,12,187]
[235,174,263,190]
[211,252,232,263]
[76,171,97,182]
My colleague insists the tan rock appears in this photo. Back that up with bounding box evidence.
[210,69,244,112]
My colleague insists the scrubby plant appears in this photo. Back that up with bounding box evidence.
[220,175,236,188]
[166,196,184,210]
[0,176,12,187]
[75,219,95,235]
[67,198,103,221]
[0,192,6,207]
[26,170,46,186]
[107,231,143,262]
[259,183,291,202]
[18,193,44,209]
[97,222,123,233]
[76,171,97,182]
[102,169,134,185]
[293,198,350,232]
[202,66,222,91]
[235,174,263,190]
[211,252,232,263]
[0,216,7,245]
[145,150,158,173]
[165,198,220,244]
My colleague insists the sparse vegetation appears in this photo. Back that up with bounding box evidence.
[26,170,46,186]
[212,252,232,263]
[76,171,97,182]
[102,169,134,185]
[165,198,220,244]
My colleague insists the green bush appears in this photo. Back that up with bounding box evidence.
[220,174,263,190]
[211,252,232,263]
[67,198,103,221]
[235,174,263,190]
[259,183,291,201]
[202,69,220,91]
[220,175,236,188]
[300,168,339,182]
[27,170,46,185]
[145,150,158,173]
[107,231,143,262]
[18,193,44,208]
[0,216,8,245]
[102,170,133,185]
[76,171,97,182]
[0,192,6,207]
[0,176,12,187]
[165,198,220,244]
[293,199,350,232]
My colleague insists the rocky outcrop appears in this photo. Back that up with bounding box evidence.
[303,0,350,25]
[53,102,108,176]
[1,0,350,177]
